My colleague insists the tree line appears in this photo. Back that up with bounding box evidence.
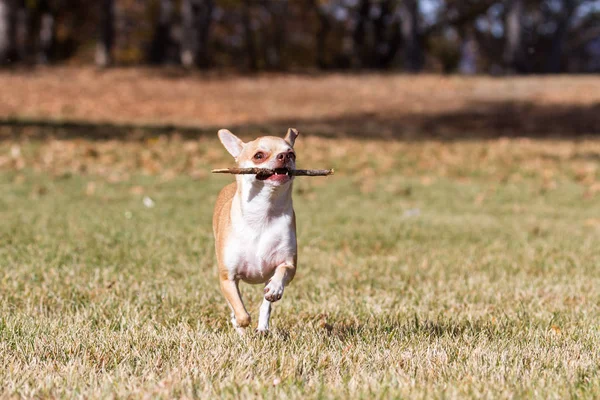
[0,0,599,73]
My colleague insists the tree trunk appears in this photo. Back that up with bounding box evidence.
[242,0,257,71]
[265,0,288,70]
[195,0,213,68]
[181,0,213,68]
[180,0,194,67]
[353,0,370,68]
[312,0,331,69]
[458,26,478,74]
[149,0,174,64]
[373,0,402,68]
[503,0,523,73]
[400,0,422,72]
[95,0,114,67]
[37,0,54,64]
[14,0,29,63]
[0,0,17,65]
[546,0,576,73]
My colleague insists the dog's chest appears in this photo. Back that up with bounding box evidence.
[224,213,296,283]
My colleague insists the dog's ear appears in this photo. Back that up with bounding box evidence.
[218,129,245,159]
[284,128,299,147]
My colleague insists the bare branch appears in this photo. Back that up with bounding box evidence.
[212,168,334,177]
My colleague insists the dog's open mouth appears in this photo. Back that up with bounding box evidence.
[256,168,291,181]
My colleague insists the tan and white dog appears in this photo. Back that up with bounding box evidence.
[213,128,299,333]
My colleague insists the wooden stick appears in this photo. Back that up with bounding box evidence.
[211,168,334,176]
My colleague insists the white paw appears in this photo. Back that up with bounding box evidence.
[264,280,284,302]
[256,327,269,335]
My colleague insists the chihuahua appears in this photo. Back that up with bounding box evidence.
[213,128,299,333]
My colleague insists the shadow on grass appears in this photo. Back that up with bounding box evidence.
[319,314,513,342]
[269,101,600,140]
[1,100,599,142]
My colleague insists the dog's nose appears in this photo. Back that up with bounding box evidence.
[276,151,293,161]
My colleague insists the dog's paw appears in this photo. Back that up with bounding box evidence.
[256,327,270,336]
[264,280,284,302]
[231,312,251,335]
[236,312,251,328]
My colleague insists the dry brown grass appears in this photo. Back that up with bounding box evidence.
[1,70,600,398]
[1,134,599,199]
[2,132,600,398]
[1,68,599,139]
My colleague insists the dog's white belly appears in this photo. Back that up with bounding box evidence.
[223,215,296,284]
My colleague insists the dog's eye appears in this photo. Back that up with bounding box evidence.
[254,152,265,160]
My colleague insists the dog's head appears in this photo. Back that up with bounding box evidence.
[218,128,298,186]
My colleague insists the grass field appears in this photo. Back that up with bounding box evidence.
[1,71,600,398]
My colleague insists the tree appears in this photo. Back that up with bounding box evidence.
[0,0,598,72]
[372,0,402,68]
[180,0,214,68]
[352,0,371,68]
[400,0,422,71]
[95,0,114,67]
[149,0,175,64]
[0,0,17,65]
[566,6,600,71]
[37,0,55,64]
[459,26,478,74]
[546,0,577,73]
[241,0,260,71]
[263,0,288,70]
[14,0,29,63]
[504,0,524,72]
[309,0,332,69]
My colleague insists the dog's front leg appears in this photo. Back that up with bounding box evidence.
[257,298,272,333]
[259,262,295,331]
[220,278,251,333]
[263,262,296,303]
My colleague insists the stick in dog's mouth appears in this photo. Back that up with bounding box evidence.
[212,168,334,178]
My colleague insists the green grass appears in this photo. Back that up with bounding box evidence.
[1,138,600,399]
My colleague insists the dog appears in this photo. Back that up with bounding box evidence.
[213,128,299,333]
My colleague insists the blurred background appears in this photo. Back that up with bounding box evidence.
[1,0,599,74]
[2,2,600,397]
